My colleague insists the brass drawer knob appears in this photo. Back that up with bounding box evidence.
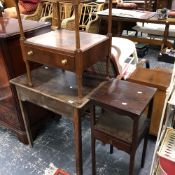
[27,50,33,56]
[61,59,67,65]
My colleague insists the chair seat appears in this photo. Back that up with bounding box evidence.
[95,110,149,143]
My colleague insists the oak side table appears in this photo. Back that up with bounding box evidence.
[10,66,95,175]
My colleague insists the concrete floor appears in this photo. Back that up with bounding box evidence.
[0,116,156,175]
[0,46,173,175]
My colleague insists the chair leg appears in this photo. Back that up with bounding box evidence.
[141,133,149,168]
[129,151,136,175]
[110,144,113,154]
[91,137,96,175]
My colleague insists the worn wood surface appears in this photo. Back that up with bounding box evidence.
[10,66,93,109]
[129,67,172,90]
[129,67,172,136]
[90,79,156,117]
[10,66,97,175]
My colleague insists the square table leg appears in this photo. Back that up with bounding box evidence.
[17,91,33,147]
[73,108,83,175]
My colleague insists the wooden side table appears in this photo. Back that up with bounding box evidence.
[89,79,156,175]
[128,67,172,136]
[10,66,95,175]
[0,17,51,143]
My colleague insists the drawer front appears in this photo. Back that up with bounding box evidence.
[25,46,75,72]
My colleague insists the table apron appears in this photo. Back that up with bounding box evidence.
[16,86,74,120]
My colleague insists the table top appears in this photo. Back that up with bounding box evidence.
[98,9,175,24]
[10,66,95,108]
[89,79,156,116]
[129,67,172,90]
[0,18,50,38]
[25,29,109,53]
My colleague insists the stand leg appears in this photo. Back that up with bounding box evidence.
[73,108,82,175]
[17,91,33,147]
[25,61,33,87]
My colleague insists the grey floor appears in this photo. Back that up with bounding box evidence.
[0,46,173,175]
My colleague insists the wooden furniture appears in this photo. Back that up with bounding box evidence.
[24,1,73,24]
[24,0,53,22]
[128,67,172,136]
[0,17,52,144]
[89,79,156,175]
[62,2,104,33]
[98,9,175,50]
[84,37,139,80]
[10,66,96,175]
[14,0,112,98]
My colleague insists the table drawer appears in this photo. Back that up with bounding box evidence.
[25,46,75,72]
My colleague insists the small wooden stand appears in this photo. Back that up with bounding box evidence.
[14,0,113,98]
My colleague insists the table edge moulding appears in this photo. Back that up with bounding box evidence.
[14,0,113,98]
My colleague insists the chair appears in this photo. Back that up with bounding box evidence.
[79,2,104,33]
[61,3,83,31]
[84,37,140,80]
[24,0,72,23]
[89,79,156,175]
[23,0,53,22]
[61,2,104,33]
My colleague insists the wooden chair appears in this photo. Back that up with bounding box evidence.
[89,80,156,175]
[61,2,104,33]
[84,37,146,80]
[79,2,104,33]
[61,3,83,31]
[24,0,72,23]
[23,0,53,22]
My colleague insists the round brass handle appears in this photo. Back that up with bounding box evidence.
[61,59,67,65]
[27,50,33,56]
